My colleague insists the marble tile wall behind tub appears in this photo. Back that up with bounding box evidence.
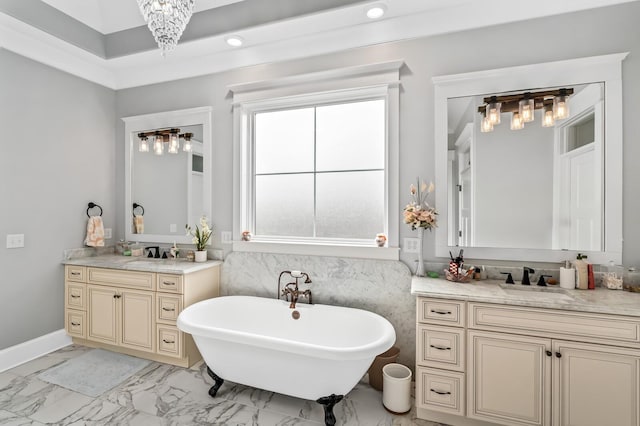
[221,252,416,370]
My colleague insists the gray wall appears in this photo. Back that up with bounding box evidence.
[0,49,116,349]
[115,2,640,268]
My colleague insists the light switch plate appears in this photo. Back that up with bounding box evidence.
[104,228,112,239]
[403,237,420,253]
[170,224,177,233]
[221,231,232,244]
[6,234,25,249]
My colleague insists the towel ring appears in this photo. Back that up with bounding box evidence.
[87,202,103,217]
[133,203,145,217]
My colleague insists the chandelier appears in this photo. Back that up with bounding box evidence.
[137,0,195,56]
[478,88,574,132]
[138,128,193,155]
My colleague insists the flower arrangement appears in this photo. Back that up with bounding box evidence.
[403,178,437,231]
[185,216,213,251]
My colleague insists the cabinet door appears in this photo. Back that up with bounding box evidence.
[553,340,640,426]
[120,289,155,353]
[87,285,118,345]
[468,330,551,426]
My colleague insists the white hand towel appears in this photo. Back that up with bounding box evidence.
[85,216,105,247]
[134,214,144,234]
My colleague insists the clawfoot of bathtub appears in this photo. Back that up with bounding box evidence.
[316,394,344,426]
[206,366,224,398]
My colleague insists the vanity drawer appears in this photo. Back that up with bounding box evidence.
[157,325,182,358]
[418,298,466,327]
[157,294,182,323]
[417,324,465,371]
[87,268,155,291]
[416,367,465,416]
[157,274,183,294]
[65,310,86,339]
[66,266,86,282]
[469,303,640,344]
[65,283,86,310]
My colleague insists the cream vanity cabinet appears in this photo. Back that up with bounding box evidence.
[416,297,640,426]
[64,264,219,367]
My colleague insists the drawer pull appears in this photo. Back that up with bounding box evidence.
[162,339,175,344]
[429,344,451,351]
[71,322,80,326]
[430,389,451,395]
[71,295,80,299]
[162,307,176,312]
[71,272,80,276]
[162,281,176,286]
[430,309,452,315]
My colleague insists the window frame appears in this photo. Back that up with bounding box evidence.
[230,61,402,260]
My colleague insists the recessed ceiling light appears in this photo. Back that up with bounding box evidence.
[366,4,387,19]
[226,36,244,47]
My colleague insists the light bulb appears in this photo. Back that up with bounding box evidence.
[182,134,192,152]
[542,104,555,127]
[487,100,501,125]
[511,112,524,130]
[553,95,569,120]
[154,136,164,155]
[519,96,535,123]
[138,136,149,152]
[168,132,179,154]
[480,114,494,133]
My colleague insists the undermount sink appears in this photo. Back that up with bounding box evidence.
[498,282,569,294]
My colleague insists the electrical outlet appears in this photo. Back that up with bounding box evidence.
[6,234,25,249]
[104,228,112,239]
[403,237,420,253]
[221,231,232,244]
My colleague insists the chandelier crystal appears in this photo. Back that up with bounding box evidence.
[137,0,195,56]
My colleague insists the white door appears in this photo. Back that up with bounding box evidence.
[568,146,600,250]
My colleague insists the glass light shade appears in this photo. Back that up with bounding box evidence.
[511,112,524,130]
[168,133,179,154]
[487,102,501,125]
[542,105,555,127]
[153,136,164,155]
[138,136,149,152]
[182,136,192,152]
[519,97,535,122]
[480,115,494,133]
[553,95,569,119]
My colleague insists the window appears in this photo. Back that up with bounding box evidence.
[231,61,401,259]
[254,99,385,241]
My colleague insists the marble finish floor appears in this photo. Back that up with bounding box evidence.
[0,345,444,425]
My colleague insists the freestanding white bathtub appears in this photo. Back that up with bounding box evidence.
[177,295,396,425]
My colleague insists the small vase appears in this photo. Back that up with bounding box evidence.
[415,228,425,277]
[194,250,207,263]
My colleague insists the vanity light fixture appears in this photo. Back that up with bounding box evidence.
[137,0,195,56]
[226,36,244,47]
[138,128,194,155]
[478,88,573,132]
[366,4,387,19]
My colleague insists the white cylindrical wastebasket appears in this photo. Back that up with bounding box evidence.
[382,363,412,414]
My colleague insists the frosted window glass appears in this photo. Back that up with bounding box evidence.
[316,171,384,239]
[255,174,314,237]
[316,100,385,171]
[255,108,314,174]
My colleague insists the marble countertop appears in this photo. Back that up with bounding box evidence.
[411,276,640,317]
[62,255,222,275]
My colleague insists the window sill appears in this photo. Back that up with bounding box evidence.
[232,241,400,260]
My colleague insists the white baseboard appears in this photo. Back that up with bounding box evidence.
[0,329,72,373]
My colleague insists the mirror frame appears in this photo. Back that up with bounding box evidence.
[433,53,627,263]
[123,106,212,244]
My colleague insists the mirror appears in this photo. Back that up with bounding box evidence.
[433,54,626,263]
[123,107,212,244]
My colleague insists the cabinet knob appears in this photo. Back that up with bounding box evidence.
[555,351,562,358]
[546,350,552,357]
[430,389,451,395]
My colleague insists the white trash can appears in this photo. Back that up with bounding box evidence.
[382,363,412,414]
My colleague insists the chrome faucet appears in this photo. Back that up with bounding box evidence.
[277,270,312,309]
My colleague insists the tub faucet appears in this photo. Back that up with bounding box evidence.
[277,270,313,308]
